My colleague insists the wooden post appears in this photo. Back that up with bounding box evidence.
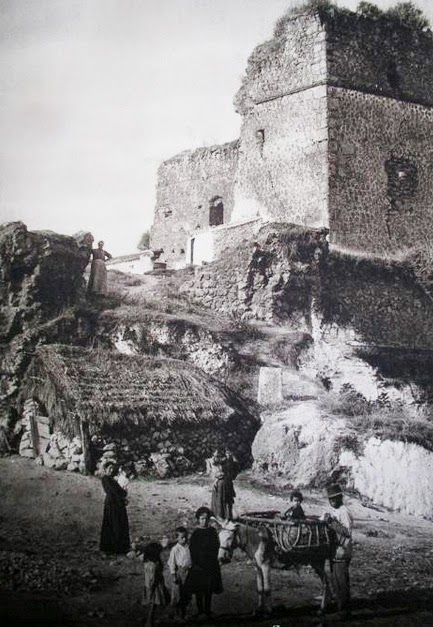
[29,415,40,457]
[79,418,93,475]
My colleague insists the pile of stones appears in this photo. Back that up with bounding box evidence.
[41,433,85,472]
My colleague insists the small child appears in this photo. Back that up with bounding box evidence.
[140,541,169,627]
[282,489,305,520]
[167,526,192,621]
[116,466,129,490]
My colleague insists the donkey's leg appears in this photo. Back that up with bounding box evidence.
[261,562,272,615]
[314,559,332,614]
[254,562,265,615]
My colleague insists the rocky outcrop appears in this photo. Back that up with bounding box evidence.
[0,222,92,332]
[340,438,433,518]
[252,401,345,484]
[99,316,239,379]
[252,397,433,517]
[0,222,93,427]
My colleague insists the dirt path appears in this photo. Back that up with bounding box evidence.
[1,457,433,626]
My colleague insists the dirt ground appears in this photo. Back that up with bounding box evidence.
[1,456,433,627]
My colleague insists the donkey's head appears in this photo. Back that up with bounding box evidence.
[217,519,239,564]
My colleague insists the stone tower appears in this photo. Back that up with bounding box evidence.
[152,7,433,266]
[232,8,433,257]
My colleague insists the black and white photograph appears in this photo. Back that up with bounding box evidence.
[1,0,433,625]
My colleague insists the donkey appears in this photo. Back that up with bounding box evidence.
[217,517,333,616]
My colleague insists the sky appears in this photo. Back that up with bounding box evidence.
[1,0,432,256]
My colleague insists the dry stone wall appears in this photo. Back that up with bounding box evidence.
[17,400,85,472]
[151,141,239,267]
[87,415,257,479]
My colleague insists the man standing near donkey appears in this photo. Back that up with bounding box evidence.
[323,483,353,619]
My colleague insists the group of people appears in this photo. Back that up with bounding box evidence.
[136,508,222,626]
[98,463,223,625]
[280,485,353,619]
[99,458,353,624]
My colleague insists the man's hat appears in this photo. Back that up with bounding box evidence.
[326,483,343,498]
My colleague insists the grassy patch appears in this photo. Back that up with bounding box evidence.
[321,384,433,452]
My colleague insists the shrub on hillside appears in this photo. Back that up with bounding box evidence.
[321,383,433,452]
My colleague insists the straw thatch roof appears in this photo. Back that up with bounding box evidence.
[22,344,254,432]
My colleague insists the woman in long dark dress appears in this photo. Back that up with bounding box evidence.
[99,464,130,554]
[187,506,223,619]
[87,240,112,296]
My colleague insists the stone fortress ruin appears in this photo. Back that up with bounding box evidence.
[151,3,433,268]
[3,2,433,519]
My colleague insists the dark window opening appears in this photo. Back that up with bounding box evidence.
[385,157,418,202]
[256,129,265,156]
[163,207,172,218]
[209,196,224,227]
[386,61,401,91]
[180,248,185,254]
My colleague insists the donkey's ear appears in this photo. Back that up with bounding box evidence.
[211,516,224,527]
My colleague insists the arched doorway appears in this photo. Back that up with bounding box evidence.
[209,196,224,227]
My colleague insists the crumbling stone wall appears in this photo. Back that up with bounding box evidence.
[325,11,433,107]
[232,86,328,224]
[180,224,328,324]
[328,87,433,256]
[234,13,327,115]
[151,141,239,266]
[182,223,433,359]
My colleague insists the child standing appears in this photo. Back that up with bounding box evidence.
[211,465,236,519]
[167,526,192,621]
[187,506,223,620]
[282,489,305,520]
[140,542,169,627]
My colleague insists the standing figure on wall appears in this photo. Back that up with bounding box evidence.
[87,240,112,296]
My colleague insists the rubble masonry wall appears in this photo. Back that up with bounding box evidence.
[328,87,433,256]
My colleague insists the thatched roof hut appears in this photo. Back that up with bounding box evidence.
[22,344,258,472]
